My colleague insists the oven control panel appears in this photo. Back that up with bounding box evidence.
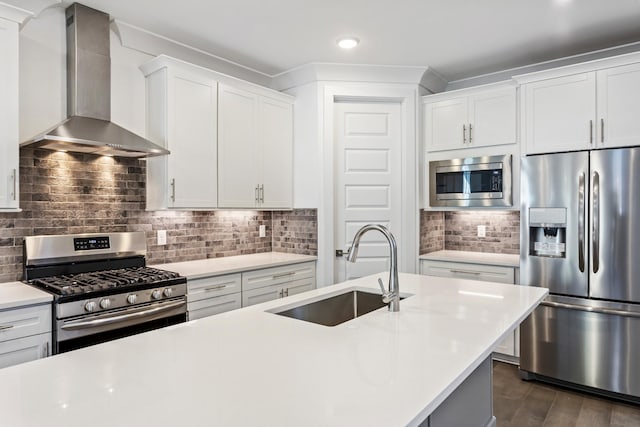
[74,236,110,251]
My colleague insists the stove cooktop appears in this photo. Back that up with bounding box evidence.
[28,266,183,296]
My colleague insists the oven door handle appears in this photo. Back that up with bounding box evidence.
[60,300,185,330]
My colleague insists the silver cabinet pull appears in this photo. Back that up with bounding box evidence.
[42,341,50,358]
[601,118,604,143]
[202,283,234,292]
[283,288,289,297]
[0,324,14,331]
[450,269,481,275]
[11,169,16,200]
[170,178,176,202]
[259,184,264,203]
[255,185,259,203]
[278,289,284,298]
[592,171,600,274]
[589,120,593,144]
[468,123,473,144]
[272,271,295,279]
[462,124,467,144]
[578,172,585,273]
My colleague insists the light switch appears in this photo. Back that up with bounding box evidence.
[259,225,266,238]
[477,225,486,238]
[157,230,167,245]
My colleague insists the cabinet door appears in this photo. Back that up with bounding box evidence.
[0,333,50,369]
[0,17,19,209]
[218,84,260,208]
[424,97,468,152]
[167,69,218,208]
[242,284,282,307]
[188,293,241,320]
[597,62,640,148]
[523,73,596,154]
[468,87,516,148]
[282,278,315,297]
[260,97,293,208]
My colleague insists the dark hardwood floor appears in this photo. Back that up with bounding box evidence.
[493,361,640,427]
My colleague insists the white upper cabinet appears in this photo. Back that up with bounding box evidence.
[143,60,218,210]
[218,84,293,209]
[0,16,19,210]
[423,85,516,152]
[520,59,640,154]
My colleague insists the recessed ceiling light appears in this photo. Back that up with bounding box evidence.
[337,37,359,49]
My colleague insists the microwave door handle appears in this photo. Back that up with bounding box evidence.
[592,171,600,273]
[578,172,585,273]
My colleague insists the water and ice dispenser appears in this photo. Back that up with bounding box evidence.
[528,208,567,258]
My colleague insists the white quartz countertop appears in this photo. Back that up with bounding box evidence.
[150,252,317,279]
[420,250,520,268]
[0,273,546,427]
[0,281,52,311]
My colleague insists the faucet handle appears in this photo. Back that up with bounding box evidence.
[377,278,386,294]
[378,277,396,304]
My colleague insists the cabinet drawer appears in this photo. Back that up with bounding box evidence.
[0,333,51,369]
[420,260,515,284]
[242,262,316,291]
[187,273,241,302]
[0,304,51,343]
[188,293,242,320]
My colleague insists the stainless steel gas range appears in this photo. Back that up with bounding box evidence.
[23,232,187,354]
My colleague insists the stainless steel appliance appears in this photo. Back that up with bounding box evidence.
[429,154,512,207]
[23,232,187,354]
[20,3,169,157]
[520,147,640,401]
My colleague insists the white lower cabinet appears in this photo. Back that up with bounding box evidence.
[187,273,242,321]
[419,259,519,361]
[0,303,52,369]
[186,261,317,319]
[242,262,316,307]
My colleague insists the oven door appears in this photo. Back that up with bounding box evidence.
[55,298,187,353]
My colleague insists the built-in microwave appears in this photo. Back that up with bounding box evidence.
[429,154,512,208]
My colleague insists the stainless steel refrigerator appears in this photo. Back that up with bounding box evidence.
[520,147,640,401]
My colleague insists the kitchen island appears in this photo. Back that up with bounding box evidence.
[0,273,546,427]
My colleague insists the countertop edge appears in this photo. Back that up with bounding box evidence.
[419,250,520,268]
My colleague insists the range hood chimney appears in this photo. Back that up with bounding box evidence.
[21,3,169,158]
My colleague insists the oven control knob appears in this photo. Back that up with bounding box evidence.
[99,298,111,309]
[163,288,173,297]
[151,290,162,300]
[84,301,97,312]
[126,294,138,304]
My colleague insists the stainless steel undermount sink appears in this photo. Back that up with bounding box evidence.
[271,289,405,327]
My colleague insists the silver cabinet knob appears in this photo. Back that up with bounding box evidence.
[84,301,97,312]
[151,290,162,300]
[99,298,111,309]
[163,288,173,297]
[126,294,138,304]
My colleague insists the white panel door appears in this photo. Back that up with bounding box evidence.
[218,84,260,208]
[260,96,293,208]
[597,62,640,148]
[168,70,218,208]
[334,102,402,282]
[423,97,467,151]
[523,73,596,154]
[0,17,19,209]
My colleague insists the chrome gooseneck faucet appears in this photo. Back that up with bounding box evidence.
[346,224,400,312]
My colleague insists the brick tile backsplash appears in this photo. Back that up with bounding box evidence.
[0,148,317,283]
[420,210,520,255]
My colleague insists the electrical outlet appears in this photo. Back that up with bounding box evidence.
[157,230,167,245]
[259,225,266,238]
[477,225,486,238]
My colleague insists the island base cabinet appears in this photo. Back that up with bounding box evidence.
[422,357,495,427]
[0,333,50,369]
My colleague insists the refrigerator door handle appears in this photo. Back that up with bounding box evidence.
[578,172,585,273]
[541,300,640,319]
[592,171,600,273]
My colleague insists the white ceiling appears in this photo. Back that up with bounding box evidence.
[20,0,640,81]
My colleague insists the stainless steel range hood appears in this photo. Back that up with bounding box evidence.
[21,3,169,158]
